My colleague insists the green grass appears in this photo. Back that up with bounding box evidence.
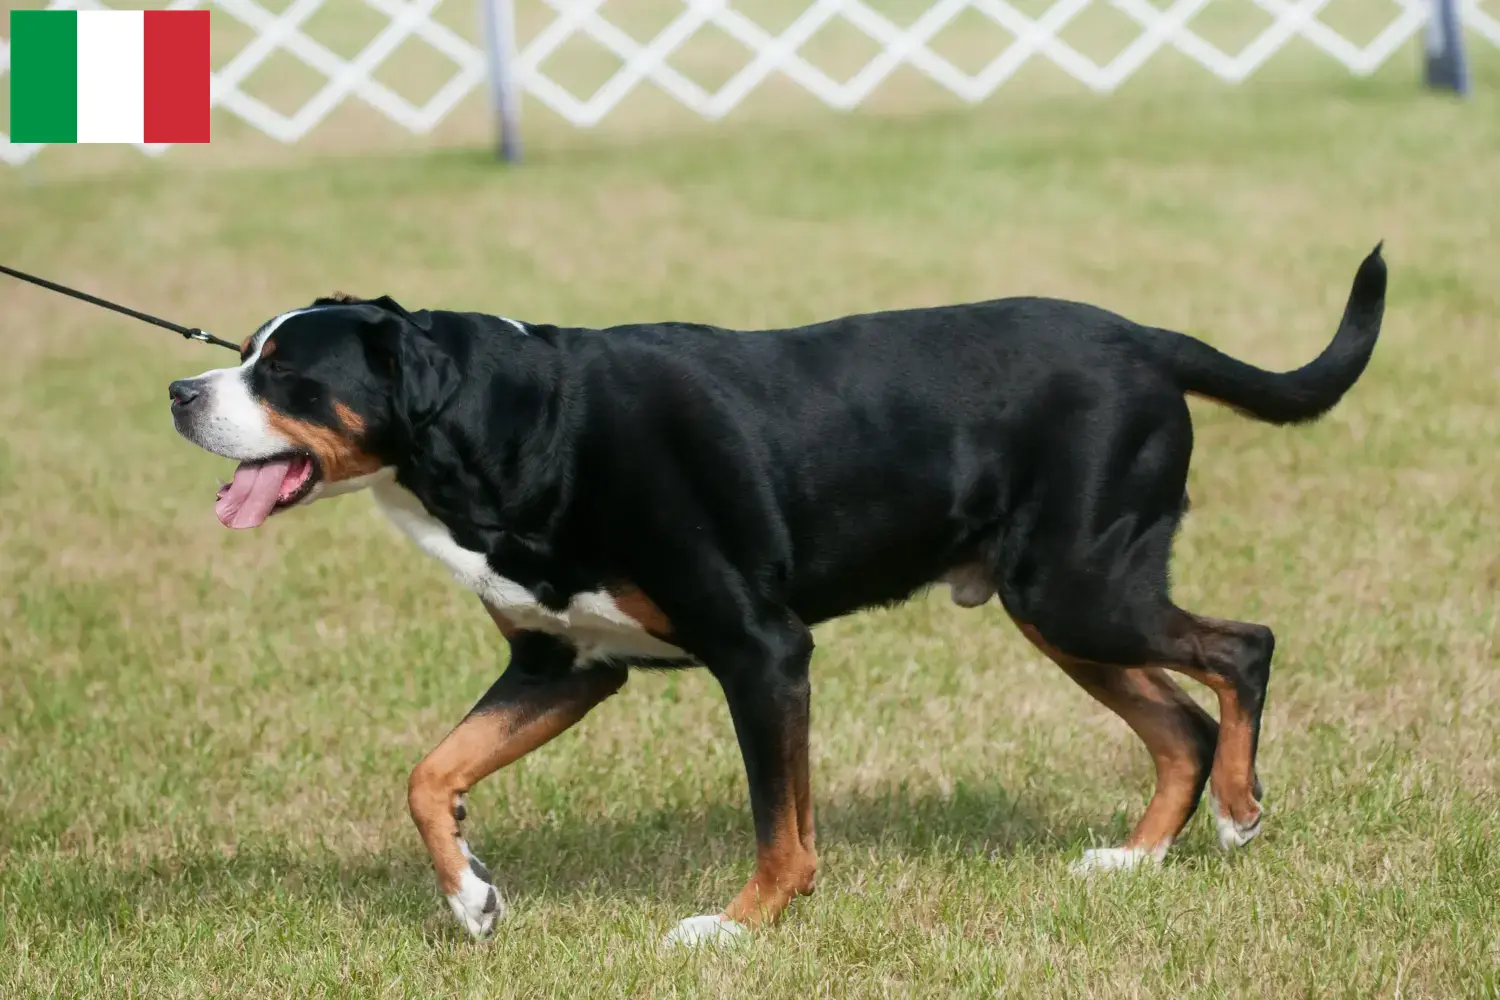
[4,39,1500,998]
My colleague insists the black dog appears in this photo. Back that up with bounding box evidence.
[168,245,1385,945]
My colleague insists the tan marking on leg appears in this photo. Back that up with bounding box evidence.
[1018,623,1213,854]
[1176,665,1260,828]
[793,732,816,861]
[407,668,626,895]
[1166,613,1267,831]
[1070,664,1212,850]
[722,807,818,927]
[722,710,817,927]
[606,584,673,638]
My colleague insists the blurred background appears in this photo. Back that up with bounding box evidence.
[3,1,1499,996]
[4,0,1495,166]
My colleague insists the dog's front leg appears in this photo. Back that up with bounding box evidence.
[663,609,818,948]
[408,621,627,939]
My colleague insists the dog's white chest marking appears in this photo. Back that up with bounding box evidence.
[372,481,687,661]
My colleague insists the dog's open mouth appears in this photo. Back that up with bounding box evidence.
[214,454,320,529]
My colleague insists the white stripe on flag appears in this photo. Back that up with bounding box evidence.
[77,11,146,144]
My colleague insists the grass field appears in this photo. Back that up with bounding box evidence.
[4,18,1500,996]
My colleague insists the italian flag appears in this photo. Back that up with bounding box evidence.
[9,10,210,144]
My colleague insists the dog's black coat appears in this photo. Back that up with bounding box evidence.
[307,249,1383,657]
[225,247,1385,906]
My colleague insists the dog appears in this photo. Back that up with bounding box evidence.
[168,245,1385,945]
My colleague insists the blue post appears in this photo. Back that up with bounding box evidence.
[481,0,523,162]
[1424,0,1470,95]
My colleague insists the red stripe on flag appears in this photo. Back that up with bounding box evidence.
[143,11,210,144]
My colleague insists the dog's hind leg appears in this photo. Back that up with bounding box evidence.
[998,382,1270,861]
[1019,598,1273,862]
[1154,610,1272,850]
[407,625,626,939]
[1018,620,1217,869]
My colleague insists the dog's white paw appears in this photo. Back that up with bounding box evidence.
[1209,791,1262,850]
[1070,845,1166,874]
[447,864,506,939]
[661,914,749,949]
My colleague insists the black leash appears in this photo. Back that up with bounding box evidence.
[1,263,240,352]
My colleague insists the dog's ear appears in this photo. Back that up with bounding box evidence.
[358,303,458,434]
[311,292,432,322]
[366,295,433,331]
[394,326,459,430]
[312,291,362,306]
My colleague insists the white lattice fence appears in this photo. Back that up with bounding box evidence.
[2,0,1497,164]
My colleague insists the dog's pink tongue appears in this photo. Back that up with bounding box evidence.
[215,459,293,529]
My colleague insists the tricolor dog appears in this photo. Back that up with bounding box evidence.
[169,246,1386,945]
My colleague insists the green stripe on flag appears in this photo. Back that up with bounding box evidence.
[10,11,79,143]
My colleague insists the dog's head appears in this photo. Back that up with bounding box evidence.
[168,294,458,528]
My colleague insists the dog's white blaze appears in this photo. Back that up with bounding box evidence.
[372,480,688,661]
[181,309,312,462]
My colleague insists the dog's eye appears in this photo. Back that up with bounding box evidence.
[263,359,291,376]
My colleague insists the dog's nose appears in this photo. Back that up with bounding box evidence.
[169,379,202,407]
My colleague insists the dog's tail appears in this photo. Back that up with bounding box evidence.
[1150,244,1386,425]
